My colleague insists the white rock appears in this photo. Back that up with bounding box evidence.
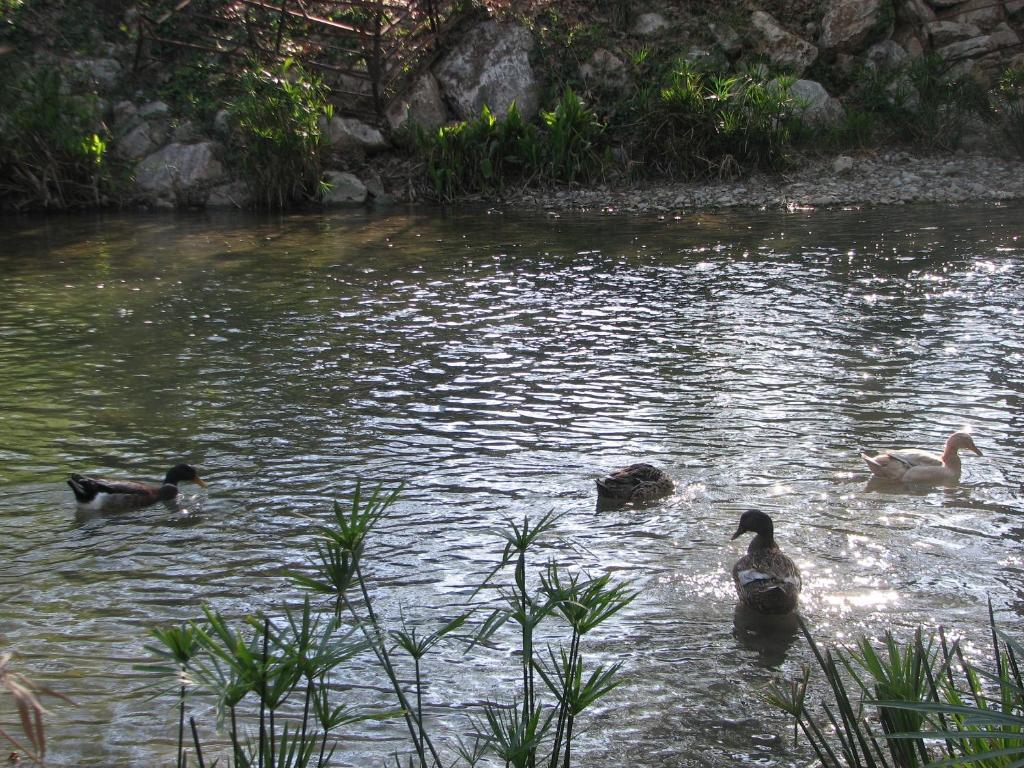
[864,40,908,70]
[751,11,819,75]
[434,21,540,120]
[791,79,846,125]
[135,141,224,196]
[323,116,389,152]
[207,180,252,208]
[385,73,448,132]
[631,13,671,36]
[72,58,122,91]
[820,0,893,52]
[116,122,158,160]
[927,20,982,46]
[322,171,367,204]
[579,48,630,90]
[138,101,170,119]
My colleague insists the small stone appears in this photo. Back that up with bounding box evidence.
[833,155,855,174]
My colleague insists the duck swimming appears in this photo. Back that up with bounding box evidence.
[731,509,801,615]
[861,431,982,485]
[595,463,673,505]
[67,464,206,511]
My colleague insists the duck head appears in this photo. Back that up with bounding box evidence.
[947,432,982,456]
[164,464,207,487]
[731,509,774,541]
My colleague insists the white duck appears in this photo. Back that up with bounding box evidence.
[861,431,982,484]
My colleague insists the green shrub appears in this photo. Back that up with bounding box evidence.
[228,59,332,209]
[541,87,607,184]
[0,68,109,210]
[768,609,1024,768]
[993,66,1024,158]
[419,89,607,200]
[636,61,796,178]
[421,102,541,201]
[142,484,633,768]
[845,55,988,150]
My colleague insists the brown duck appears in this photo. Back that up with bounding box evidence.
[596,463,674,505]
[730,509,801,615]
[68,464,206,511]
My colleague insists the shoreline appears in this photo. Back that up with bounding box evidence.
[492,151,1024,214]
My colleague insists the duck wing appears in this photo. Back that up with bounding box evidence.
[732,550,801,614]
[67,474,164,509]
[597,463,663,494]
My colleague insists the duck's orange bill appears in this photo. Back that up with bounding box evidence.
[195,477,208,487]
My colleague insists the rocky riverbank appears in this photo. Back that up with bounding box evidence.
[498,150,1024,214]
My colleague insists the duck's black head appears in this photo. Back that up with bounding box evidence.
[731,509,775,541]
[164,463,206,487]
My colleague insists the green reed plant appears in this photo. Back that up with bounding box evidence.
[145,483,633,767]
[845,55,988,151]
[993,67,1024,158]
[636,60,796,179]
[541,87,607,185]
[228,59,332,209]
[0,68,108,210]
[767,607,1024,768]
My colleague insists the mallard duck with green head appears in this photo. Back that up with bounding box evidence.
[730,509,801,615]
[67,463,206,512]
[595,463,674,505]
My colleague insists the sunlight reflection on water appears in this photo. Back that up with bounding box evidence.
[0,203,1023,766]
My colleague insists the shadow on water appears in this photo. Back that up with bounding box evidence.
[731,604,802,668]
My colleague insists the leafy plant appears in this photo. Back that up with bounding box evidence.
[636,60,796,179]
[845,55,988,150]
[228,58,333,209]
[541,87,607,185]
[0,68,109,210]
[767,606,1024,768]
[993,66,1024,158]
[143,483,634,767]
[0,651,73,765]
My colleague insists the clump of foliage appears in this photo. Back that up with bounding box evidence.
[993,66,1024,158]
[635,61,797,178]
[844,54,988,151]
[768,607,1024,768]
[0,68,109,210]
[228,59,333,209]
[143,483,634,768]
[420,88,607,201]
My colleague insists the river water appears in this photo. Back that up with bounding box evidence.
[1,203,1023,767]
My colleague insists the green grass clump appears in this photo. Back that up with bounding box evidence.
[228,59,333,209]
[993,66,1024,158]
[0,68,109,210]
[636,61,797,178]
[142,482,634,768]
[843,54,988,151]
[420,88,608,201]
[767,606,1024,768]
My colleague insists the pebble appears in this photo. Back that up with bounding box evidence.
[499,152,1024,214]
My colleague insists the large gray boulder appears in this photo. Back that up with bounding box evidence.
[935,33,997,61]
[322,171,367,204]
[864,39,909,69]
[820,0,894,52]
[751,11,819,75]
[116,122,160,160]
[323,116,389,152]
[927,20,983,46]
[71,57,122,92]
[386,73,448,132]
[631,12,671,36]
[790,79,846,125]
[953,0,1006,30]
[433,21,539,120]
[135,142,224,201]
[579,48,630,90]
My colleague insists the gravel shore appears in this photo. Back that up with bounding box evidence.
[500,151,1024,214]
